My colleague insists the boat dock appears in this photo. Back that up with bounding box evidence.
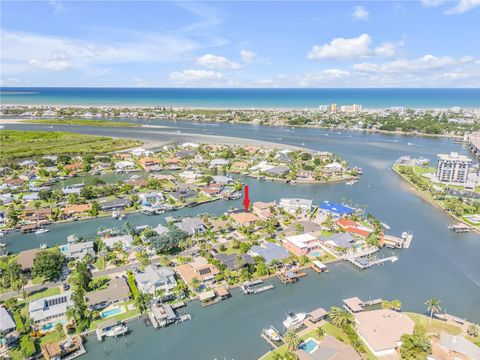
[402,232,414,248]
[241,280,275,294]
[346,254,398,270]
[448,223,472,233]
[148,303,192,329]
[260,326,284,349]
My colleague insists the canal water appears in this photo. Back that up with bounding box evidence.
[3,120,480,360]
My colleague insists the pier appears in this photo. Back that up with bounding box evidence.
[241,280,275,294]
[345,253,398,270]
[448,223,472,233]
[402,233,414,248]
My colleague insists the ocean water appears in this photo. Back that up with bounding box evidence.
[1,87,479,108]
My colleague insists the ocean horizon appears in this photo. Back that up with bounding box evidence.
[1,87,479,109]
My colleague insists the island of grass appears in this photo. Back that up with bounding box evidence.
[21,118,141,127]
[392,163,480,231]
[0,130,142,162]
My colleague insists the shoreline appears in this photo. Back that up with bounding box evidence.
[0,116,467,140]
[392,166,480,234]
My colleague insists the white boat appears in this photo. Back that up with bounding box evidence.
[282,312,307,329]
[264,326,281,341]
[35,228,50,235]
[112,211,119,219]
[105,325,128,337]
[346,179,358,186]
[381,222,391,230]
[119,213,126,220]
[40,243,47,249]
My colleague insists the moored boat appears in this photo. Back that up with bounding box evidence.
[35,228,50,235]
[282,312,307,330]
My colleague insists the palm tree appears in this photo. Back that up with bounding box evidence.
[155,289,166,302]
[190,277,201,292]
[328,306,353,328]
[315,326,325,338]
[284,329,301,351]
[425,298,441,321]
[234,255,244,270]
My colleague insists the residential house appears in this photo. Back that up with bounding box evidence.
[170,188,197,202]
[102,234,134,251]
[296,335,361,360]
[431,333,480,360]
[0,307,16,334]
[175,257,220,287]
[17,248,40,272]
[138,192,164,207]
[354,309,415,357]
[279,198,313,213]
[265,166,290,177]
[99,198,131,211]
[230,212,259,226]
[209,159,229,167]
[114,161,135,170]
[319,233,356,250]
[337,218,373,238]
[153,224,169,236]
[319,201,355,217]
[283,233,320,257]
[213,253,255,270]
[135,265,177,296]
[86,277,130,310]
[174,217,205,235]
[212,175,233,185]
[131,148,153,157]
[63,203,92,216]
[252,201,276,219]
[61,241,95,260]
[248,242,290,264]
[28,292,73,326]
[200,183,223,197]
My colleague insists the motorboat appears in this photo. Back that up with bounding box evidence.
[112,211,120,219]
[40,243,47,249]
[264,326,281,341]
[381,222,391,230]
[346,179,358,186]
[105,324,128,337]
[35,228,50,235]
[282,312,307,330]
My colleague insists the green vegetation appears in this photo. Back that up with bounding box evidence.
[406,312,462,336]
[0,130,142,162]
[32,250,66,282]
[26,287,61,302]
[400,326,432,360]
[22,118,140,127]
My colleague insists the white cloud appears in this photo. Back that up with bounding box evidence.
[444,0,480,14]
[352,6,369,20]
[48,0,66,13]
[132,78,153,87]
[374,42,399,57]
[196,54,241,69]
[169,69,224,83]
[29,57,74,71]
[308,33,372,60]
[240,50,257,63]
[323,69,350,78]
[421,0,445,7]
[354,54,474,73]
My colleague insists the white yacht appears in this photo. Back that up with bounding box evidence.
[264,326,281,341]
[35,228,50,235]
[105,324,128,337]
[282,312,307,330]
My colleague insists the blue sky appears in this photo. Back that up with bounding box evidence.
[1,1,479,87]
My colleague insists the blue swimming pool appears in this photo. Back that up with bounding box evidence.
[42,320,66,331]
[101,307,122,318]
[299,338,319,354]
[310,251,322,257]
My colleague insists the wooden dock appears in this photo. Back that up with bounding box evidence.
[403,233,414,248]
[346,255,398,270]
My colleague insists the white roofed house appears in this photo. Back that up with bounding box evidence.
[28,292,74,329]
[114,160,135,170]
[138,192,164,207]
[279,198,313,213]
[135,265,177,298]
[0,307,16,335]
[212,175,233,185]
[131,148,153,158]
[209,159,230,168]
[102,234,134,251]
[61,241,95,261]
[174,217,206,236]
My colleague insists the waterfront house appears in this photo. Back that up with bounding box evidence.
[207,218,233,233]
[174,217,205,235]
[138,192,164,207]
[284,221,322,235]
[22,192,40,203]
[308,307,328,323]
[41,335,85,360]
[61,241,95,261]
[153,224,169,236]
[265,165,290,177]
[319,233,356,249]
[336,218,373,238]
[0,194,13,205]
[114,160,135,170]
[131,148,153,157]
[170,188,197,201]
[343,297,365,313]
[248,242,290,265]
[200,183,223,197]
[99,198,131,211]
[102,234,133,251]
[18,160,37,168]
[213,253,255,270]
[62,184,84,195]
[135,265,177,296]
[176,150,196,158]
[319,201,355,217]
[17,248,40,272]
[139,157,161,170]
[175,257,220,287]
[62,203,92,216]
[212,175,233,185]
[28,292,73,327]
[296,335,361,360]
[354,309,415,357]
[283,233,320,257]
[431,333,480,360]
[297,170,314,180]
[64,163,83,174]
[279,198,313,213]
[86,277,130,310]
[126,175,148,188]
[230,212,260,226]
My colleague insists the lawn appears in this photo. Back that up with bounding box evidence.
[407,312,462,336]
[0,130,142,161]
[22,119,141,127]
[39,329,66,346]
[26,287,60,302]
[88,302,139,331]
[260,322,375,360]
[94,256,105,270]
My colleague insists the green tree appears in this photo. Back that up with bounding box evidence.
[328,306,353,328]
[190,277,201,292]
[90,200,101,216]
[69,261,92,291]
[284,329,301,351]
[425,298,441,321]
[400,329,432,360]
[315,326,325,338]
[32,250,66,281]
